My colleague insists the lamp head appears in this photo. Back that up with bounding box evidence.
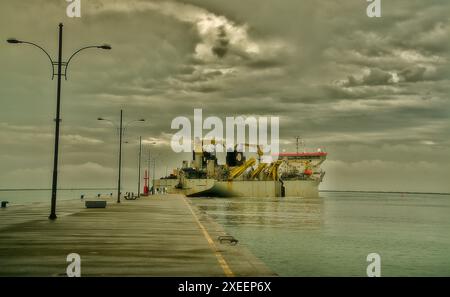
[98,44,112,50]
[7,38,22,44]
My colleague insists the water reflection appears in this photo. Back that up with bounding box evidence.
[194,196,324,230]
[191,192,450,276]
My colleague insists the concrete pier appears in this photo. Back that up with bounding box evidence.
[0,194,275,276]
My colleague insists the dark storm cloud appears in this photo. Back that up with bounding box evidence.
[211,26,229,58]
[398,66,428,82]
[343,68,395,87]
[1,0,449,192]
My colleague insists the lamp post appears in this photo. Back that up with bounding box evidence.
[137,136,142,198]
[153,158,156,194]
[147,150,152,194]
[151,153,161,194]
[7,23,111,220]
[98,111,144,203]
[146,143,157,194]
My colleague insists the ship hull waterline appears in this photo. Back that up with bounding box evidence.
[154,179,321,198]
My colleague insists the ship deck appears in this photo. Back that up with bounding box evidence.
[0,194,275,276]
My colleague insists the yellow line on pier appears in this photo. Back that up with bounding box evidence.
[182,196,235,277]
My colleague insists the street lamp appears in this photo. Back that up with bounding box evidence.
[7,38,21,44]
[146,143,157,194]
[98,110,145,203]
[138,136,142,198]
[7,23,111,220]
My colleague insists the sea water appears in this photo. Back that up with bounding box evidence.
[0,189,114,206]
[191,192,450,276]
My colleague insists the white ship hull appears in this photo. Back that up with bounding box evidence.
[154,178,320,198]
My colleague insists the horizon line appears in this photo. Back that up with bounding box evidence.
[0,188,115,192]
[0,188,449,195]
[319,190,450,195]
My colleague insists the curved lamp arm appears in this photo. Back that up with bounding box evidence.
[16,41,55,79]
[97,117,119,130]
[64,45,111,80]
[124,119,146,128]
[122,119,146,138]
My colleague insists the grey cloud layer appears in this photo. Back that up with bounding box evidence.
[1,0,449,192]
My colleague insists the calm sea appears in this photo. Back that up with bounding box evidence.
[0,189,114,206]
[191,192,450,276]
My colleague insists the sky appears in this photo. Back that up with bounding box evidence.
[1,0,449,192]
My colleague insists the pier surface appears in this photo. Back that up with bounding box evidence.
[0,195,275,276]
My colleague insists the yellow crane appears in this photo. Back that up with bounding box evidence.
[228,158,256,180]
[265,160,283,181]
[250,163,268,179]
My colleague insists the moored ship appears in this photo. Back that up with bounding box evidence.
[154,142,327,198]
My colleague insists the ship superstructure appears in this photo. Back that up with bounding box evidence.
[154,141,327,198]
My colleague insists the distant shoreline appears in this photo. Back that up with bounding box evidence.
[1,188,449,196]
[320,190,450,196]
[0,188,115,192]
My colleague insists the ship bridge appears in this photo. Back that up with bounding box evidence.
[275,152,328,161]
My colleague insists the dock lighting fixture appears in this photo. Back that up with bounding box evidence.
[98,44,112,50]
[127,119,146,124]
[98,111,146,204]
[7,38,22,44]
[7,23,111,220]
